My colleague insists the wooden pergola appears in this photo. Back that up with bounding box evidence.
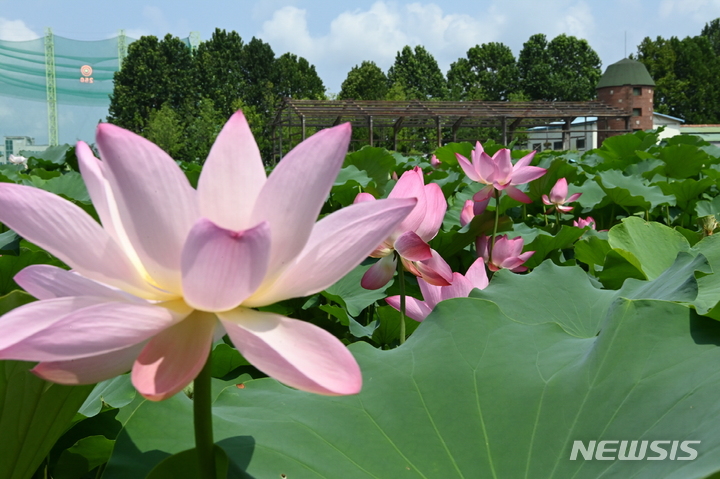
[271,99,632,160]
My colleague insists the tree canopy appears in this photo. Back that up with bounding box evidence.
[387,46,447,100]
[447,42,519,101]
[339,61,389,100]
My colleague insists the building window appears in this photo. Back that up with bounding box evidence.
[532,143,541,151]
[553,141,563,150]
[576,138,586,150]
[4,139,12,157]
[633,87,641,96]
[632,108,642,117]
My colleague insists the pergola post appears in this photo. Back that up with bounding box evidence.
[500,117,507,146]
[301,115,306,141]
[368,116,374,147]
[562,117,573,150]
[393,117,405,152]
[436,116,442,147]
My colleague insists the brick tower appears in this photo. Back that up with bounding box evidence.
[596,58,655,144]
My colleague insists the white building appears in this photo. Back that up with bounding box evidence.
[525,112,684,152]
[0,136,49,163]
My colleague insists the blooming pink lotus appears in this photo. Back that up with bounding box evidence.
[477,235,534,272]
[460,199,475,227]
[0,111,416,400]
[456,142,546,204]
[385,257,488,321]
[573,216,596,229]
[542,178,582,213]
[356,167,452,289]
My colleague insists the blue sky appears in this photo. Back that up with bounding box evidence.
[1,0,719,146]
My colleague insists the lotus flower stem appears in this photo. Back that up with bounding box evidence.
[555,210,561,234]
[194,353,216,479]
[489,189,501,265]
[397,252,407,345]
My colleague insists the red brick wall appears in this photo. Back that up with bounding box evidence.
[597,85,654,144]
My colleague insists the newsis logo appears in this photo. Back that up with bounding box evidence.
[570,440,700,461]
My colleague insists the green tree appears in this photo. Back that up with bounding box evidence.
[387,46,447,100]
[184,98,225,163]
[273,53,325,100]
[144,103,185,159]
[636,33,720,123]
[518,33,601,101]
[339,61,388,100]
[108,34,195,134]
[447,42,518,101]
[701,18,720,56]
[194,28,246,119]
[240,37,277,112]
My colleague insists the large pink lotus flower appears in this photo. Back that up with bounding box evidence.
[573,216,596,229]
[0,111,417,400]
[385,257,488,322]
[542,178,582,213]
[356,167,452,289]
[456,142,546,204]
[477,235,534,272]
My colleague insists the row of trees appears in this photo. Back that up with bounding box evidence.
[108,29,325,162]
[338,33,602,103]
[633,19,720,124]
[109,20,720,162]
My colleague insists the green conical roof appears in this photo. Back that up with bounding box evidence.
[596,58,655,88]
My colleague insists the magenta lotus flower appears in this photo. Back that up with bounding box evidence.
[385,257,488,321]
[542,178,582,213]
[0,111,417,400]
[460,200,475,226]
[477,235,534,272]
[574,216,596,229]
[456,142,546,204]
[430,154,441,168]
[356,167,452,289]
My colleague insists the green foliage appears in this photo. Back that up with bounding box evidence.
[518,33,601,101]
[387,45,447,100]
[339,61,389,100]
[448,42,519,101]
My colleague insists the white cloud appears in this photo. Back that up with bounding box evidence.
[259,1,501,92]
[659,0,720,21]
[0,18,39,41]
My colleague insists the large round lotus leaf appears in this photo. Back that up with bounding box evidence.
[107,283,720,478]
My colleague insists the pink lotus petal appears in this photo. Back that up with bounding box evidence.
[460,200,475,227]
[414,183,446,242]
[430,155,441,168]
[388,167,428,237]
[418,276,443,309]
[198,111,267,231]
[244,198,415,305]
[475,152,497,184]
[32,342,146,384]
[549,178,569,203]
[354,192,376,204]
[504,185,533,204]
[513,150,537,169]
[132,310,217,401]
[456,153,481,182]
[473,185,495,203]
[464,257,489,290]
[15,265,140,302]
[252,123,351,278]
[476,235,490,262]
[394,231,432,262]
[510,166,547,185]
[474,197,490,216]
[492,236,524,263]
[0,301,186,361]
[0,184,153,298]
[557,205,574,213]
[542,194,552,206]
[414,249,453,286]
[385,295,432,322]
[219,308,362,395]
[361,254,397,290]
[96,124,200,294]
[180,219,270,312]
[567,192,582,203]
[0,297,107,353]
[493,149,513,185]
[439,273,474,301]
